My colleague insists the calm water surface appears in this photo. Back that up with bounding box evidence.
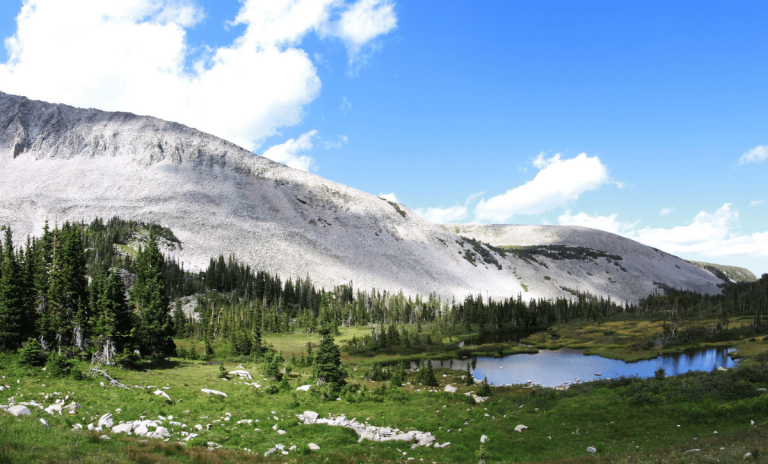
[424,348,739,388]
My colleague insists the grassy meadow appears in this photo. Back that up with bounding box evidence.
[2,322,768,463]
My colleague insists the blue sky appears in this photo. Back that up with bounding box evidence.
[1,0,766,275]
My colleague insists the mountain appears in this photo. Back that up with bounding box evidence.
[0,91,727,302]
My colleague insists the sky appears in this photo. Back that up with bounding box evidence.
[1,0,766,276]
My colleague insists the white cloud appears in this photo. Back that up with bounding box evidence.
[334,0,397,65]
[415,205,468,224]
[750,200,764,207]
[324,135,349,149]
[340,96,352,114]
[739,145,768,165]
[474,153,610,223]
[0,0,396,153]
[558,210,638,235]
[379,192,398,203]
[660,207,674,216]
[559,204,768,260]
[262,130,317,171]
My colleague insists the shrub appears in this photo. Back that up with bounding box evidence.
[18,338,46,367]
[45,352,70,378]
[478,376,492,397]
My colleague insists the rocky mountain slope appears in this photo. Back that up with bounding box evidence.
[0,91,726,302]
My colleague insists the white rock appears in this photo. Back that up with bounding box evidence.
[147,426,171,439]
[98,413,114,429]
[296,385,311,391]
[112,423,134,434]
[8,406,31,416]
[40,418,49,427]
[303,411,319,424]
[195,424,203,431]
[45,404,63,415]
[480,435,488,443]
[72,424,82,430]
[515,424,528,432]
[100,435,110,440]
[153,390,172,402]
[237,419,253,425]
[134,424,149,436]
[264,448,277,457]
[745,452,753,459]
[308,443,320,450]
[587,446,597,454]
[444,385,457,393]
[201,389,227,397]
[277,430,286,435]
[229,370,253,380]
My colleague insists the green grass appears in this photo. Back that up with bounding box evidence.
[3,319,768,463]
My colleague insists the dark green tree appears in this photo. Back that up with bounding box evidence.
[312,325,346,387]
[423,359,438,387]
[0,227,26,350]
[94,269,134,357]
[18,337,46,366]
[131,232,175,359]
[478,376,492,397]
[465,363,475,386]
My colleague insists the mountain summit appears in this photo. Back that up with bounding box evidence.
[0,91,725,301]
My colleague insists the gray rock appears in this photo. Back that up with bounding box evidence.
[264,448,277,457]
[112,423,134,434]
[587,446,596,454]
[8,405,31,416]
[97,413,114,429]
[303,411,319,424]
[444,385,457,393]
[308,443,320,450]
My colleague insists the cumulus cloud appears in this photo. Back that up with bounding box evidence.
[334,0,397,65]
[0,0,396,153]
[415,205,468,224]
[379,192,398,203]
[559,204,768,260]
[262,130,317,171]
[739,145,768,165]
[558,210,637,235]
[750,200,764,207]
[474,153,610,223]
[660,207,674,216]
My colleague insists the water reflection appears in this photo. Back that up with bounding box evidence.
[422,348,739,388]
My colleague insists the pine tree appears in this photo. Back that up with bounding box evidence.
[131,232,175,360]
[312,325,346,387]
[465,363,475,386]
[0,227,25,350]
[423,359,438,387]
[94,269,134,357]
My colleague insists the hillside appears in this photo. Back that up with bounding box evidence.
[0,90,724,302]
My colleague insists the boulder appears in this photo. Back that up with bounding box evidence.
[8,405,31,416]
[308,443,320,450]
[194,424,203,431]
[201,389,227,397]
[229,370,253,380]
[147,426,171,439]
[112,423,134,434]
[153,390,172,402]
[97,413,114,429]
[303,411,319,424]
[296,385,311,391]
[587,446,597,454]
[45,404,63,415]
[444,385,457,393]
[134,424,149,436]
[515,424,528,433]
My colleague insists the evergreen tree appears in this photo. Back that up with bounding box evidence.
[46,224,89,352]
[478,376,492,397]
[131,232,175,359]
[423,359,438,387]
[0,227,25,349]
[465,363,475,386]
[312,325,346,387]
[18,337,46,367]
[94,269,134,357]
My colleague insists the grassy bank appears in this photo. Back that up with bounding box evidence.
[522,316,768,364]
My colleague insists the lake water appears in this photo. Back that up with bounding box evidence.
[422,347,739,388]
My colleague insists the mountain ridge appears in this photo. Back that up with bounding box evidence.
[0,90,727,302]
